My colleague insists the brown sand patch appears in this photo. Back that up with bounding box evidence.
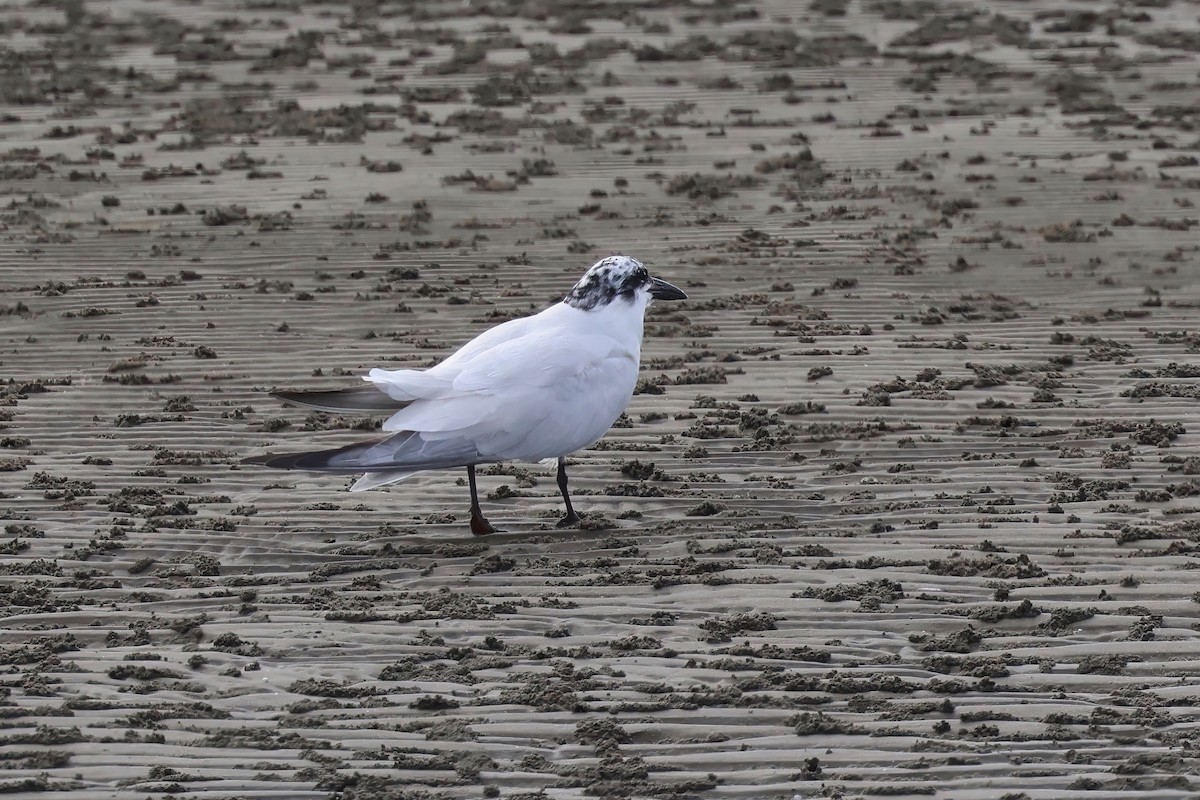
[2,0,1200,797]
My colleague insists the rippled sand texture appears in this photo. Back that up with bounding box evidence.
[3,0,1200,797]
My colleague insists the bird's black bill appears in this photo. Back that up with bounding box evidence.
[649,277,687,301]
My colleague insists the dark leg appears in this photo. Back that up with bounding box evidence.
[555,456,581,528]
[467,465,496,536]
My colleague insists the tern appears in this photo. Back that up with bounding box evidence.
[243,256,687,535]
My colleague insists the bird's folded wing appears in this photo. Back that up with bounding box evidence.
[363,368,457,401]
[243,429,479,472]
[380,391,504,433]
[434,311,542,370]
[449,329,629,393]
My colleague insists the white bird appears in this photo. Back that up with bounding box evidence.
[243,255,688,535]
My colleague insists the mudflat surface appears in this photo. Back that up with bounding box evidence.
[3,0,1200,798]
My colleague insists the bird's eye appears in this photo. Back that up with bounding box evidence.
[635,267,649,282]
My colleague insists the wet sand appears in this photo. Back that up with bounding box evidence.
[2,0,1200,797]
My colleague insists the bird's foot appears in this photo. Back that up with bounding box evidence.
[470,511,498,536]
[556,511,582,529]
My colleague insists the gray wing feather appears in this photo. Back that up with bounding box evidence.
[271,386,408,413]
[243,430,480,473]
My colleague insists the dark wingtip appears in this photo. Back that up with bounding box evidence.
[240,432,410,473]
[241,451,325,470]
[266,387,405,413]
[269,390,312,406]
[241,452,284,467]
